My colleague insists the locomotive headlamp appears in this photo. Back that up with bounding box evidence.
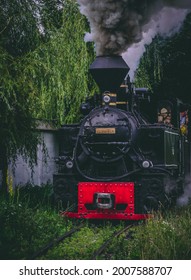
[103,94,111,104]
[142,160,153,168]
[66,160,73,169]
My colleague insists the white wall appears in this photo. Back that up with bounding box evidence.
[10,128,59,187]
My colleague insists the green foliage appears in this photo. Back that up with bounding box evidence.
[40,0,65,32]
[0,184,71,259]
[0,47,39,165]
[135,38,163,91]
[124,208,191,260]
[135,12,191,102]
[0,200,36,259]
[20,0,96,124]
[0,0,66,56]
[15,183,54,208]
[0,0,41,56]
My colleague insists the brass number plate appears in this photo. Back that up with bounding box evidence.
[95,128,116,134]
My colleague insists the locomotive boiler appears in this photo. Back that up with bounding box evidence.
[53,55,191,220]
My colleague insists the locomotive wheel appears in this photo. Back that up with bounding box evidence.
[135,175,172,214]
[143,196,162,213]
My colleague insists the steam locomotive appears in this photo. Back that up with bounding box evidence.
[53,55,191,220]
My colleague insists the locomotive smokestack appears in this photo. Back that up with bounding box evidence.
[89,55,129,92]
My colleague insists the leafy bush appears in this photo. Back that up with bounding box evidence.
[0,185,71,260]
[14,183,54,209]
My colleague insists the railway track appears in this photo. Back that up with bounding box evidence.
[30,222,85,260]
[91,223,136,260]
[30,221,138,260]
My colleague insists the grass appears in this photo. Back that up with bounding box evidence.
[129,207,191,259]
[0,184,191,260]
[0,184,73,260]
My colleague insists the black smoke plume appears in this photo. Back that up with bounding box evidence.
[77,0,191,56]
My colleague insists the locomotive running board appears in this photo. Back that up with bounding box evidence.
[64,182,151,220]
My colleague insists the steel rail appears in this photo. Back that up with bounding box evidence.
[91,223,136,260]
[30,222,85,260]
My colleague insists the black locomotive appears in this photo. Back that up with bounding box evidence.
[53,55,191,220]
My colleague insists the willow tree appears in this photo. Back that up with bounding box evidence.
[135,37,163,91]
[135,12,191,102]
[0,0,41,193]
[0,48,39,194]
[21,0,96,124]
[0,0,95,193]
